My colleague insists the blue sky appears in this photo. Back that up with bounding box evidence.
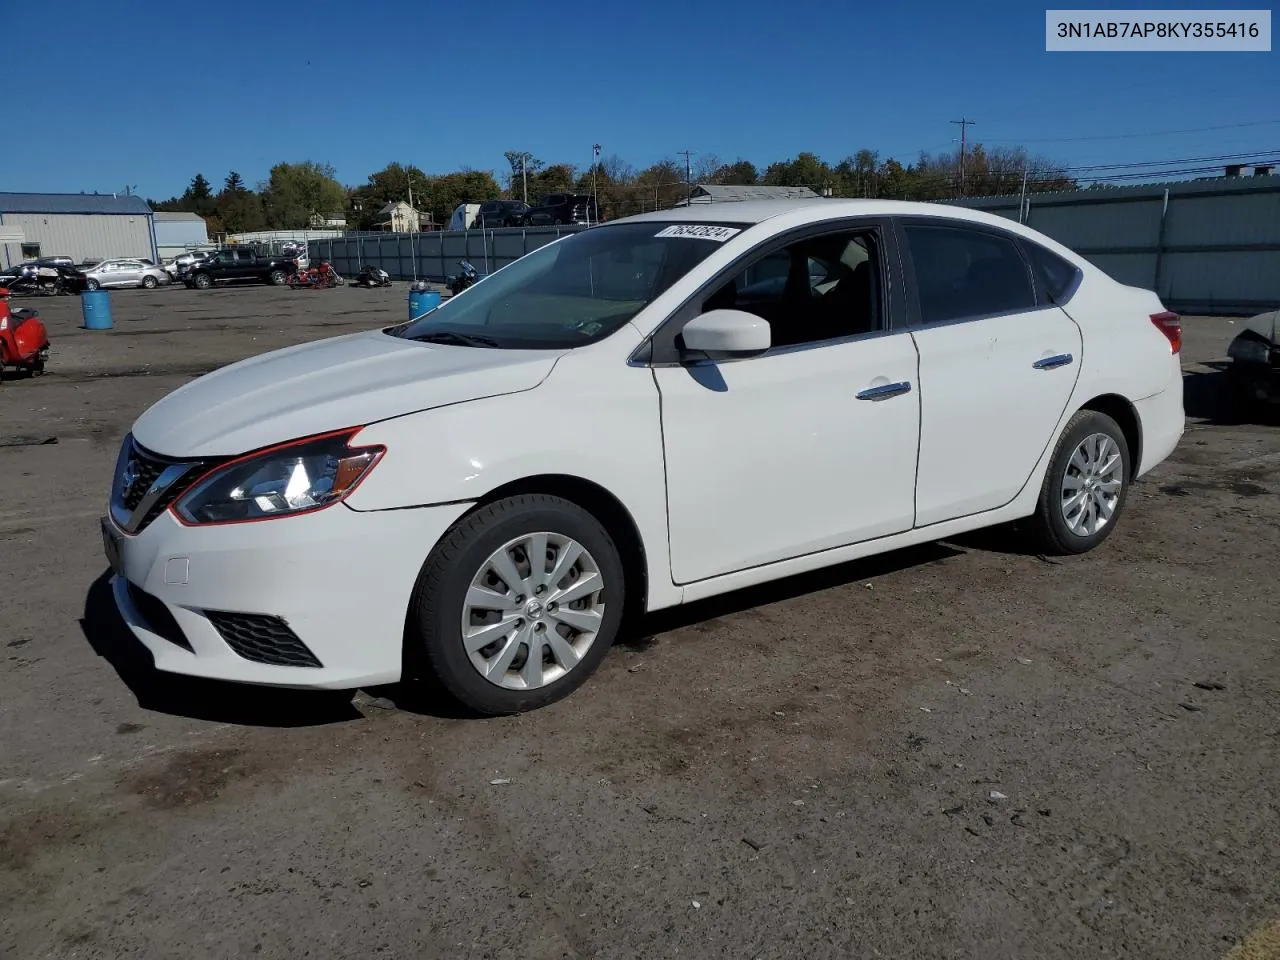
[3,0,1276,198]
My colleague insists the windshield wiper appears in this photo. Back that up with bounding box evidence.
[410,330,501,348]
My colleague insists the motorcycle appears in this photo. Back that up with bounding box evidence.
[448,260,479,296]
[354,265,393,288]
[288,261,342,289]
[0,286,51,380]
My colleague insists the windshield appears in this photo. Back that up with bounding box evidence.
[389,221,741,349]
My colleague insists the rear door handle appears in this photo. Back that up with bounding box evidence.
[1032,353,1073,370]
[856,381,913,401]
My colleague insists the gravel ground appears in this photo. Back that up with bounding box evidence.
[1,284,1278,960]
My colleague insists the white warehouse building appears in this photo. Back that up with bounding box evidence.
[0,192,158,268]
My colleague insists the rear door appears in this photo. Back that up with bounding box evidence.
[898,217,1083,527]
[116,260,144,286]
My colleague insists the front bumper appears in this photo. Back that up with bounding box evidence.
[104,501,470,689]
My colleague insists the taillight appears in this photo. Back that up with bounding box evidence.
[1151,311,1181,354]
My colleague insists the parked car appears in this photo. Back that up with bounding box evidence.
[523,193,600,226]
[1227,308,1279,409]
[183,249,298,289]
[0,261,87,295]
[82,259,171,290]
[475,200,531,228]
[101,199,1184,717]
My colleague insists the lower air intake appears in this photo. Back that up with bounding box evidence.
[206,611,323,668]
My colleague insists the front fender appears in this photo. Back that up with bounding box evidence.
[344,347,679,610]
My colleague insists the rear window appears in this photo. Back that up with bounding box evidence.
[1022,240,1080,303]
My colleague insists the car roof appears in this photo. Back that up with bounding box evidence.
[616,198,1011,226]
[609,198,1089,265]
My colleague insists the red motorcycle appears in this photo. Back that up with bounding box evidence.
[288,261,341,289]
[0,286,50,381]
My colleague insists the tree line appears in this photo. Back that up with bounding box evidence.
[149,144,1077,234]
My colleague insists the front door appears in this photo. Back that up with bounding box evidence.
[652,225,921,585]
[899,220,1083,527]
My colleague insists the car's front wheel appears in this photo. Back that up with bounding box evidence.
[1028,409,1131,555]
[408,495,625,715]
[142,275,158,289]
[85,278,100,291]
[269,269,287,285]
[193,273,213,289]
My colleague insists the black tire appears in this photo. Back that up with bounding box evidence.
[193,273,213,290]
[85,278,100,292]
[269,269,287,286]
[407,494,625,716]
[142,275,158,289]
[1027,409,1131,556]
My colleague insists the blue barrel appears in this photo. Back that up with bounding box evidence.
[82,289,112,330]
[408,288,441,319]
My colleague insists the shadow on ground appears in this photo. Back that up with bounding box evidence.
[80,571,363,727]
[77,531,1034,725]
[1183,364,1280,426]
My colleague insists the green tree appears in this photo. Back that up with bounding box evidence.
[416,169,502,225]
[710,160,759,185]
[216,171,266,234]
[261,161,347,228]
[762,152,832,189]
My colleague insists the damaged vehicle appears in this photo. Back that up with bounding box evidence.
[1227,309,1279,409]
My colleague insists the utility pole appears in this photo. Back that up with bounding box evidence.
[591,143,601,225]
[950,118,976,196]
[677,150,693,187]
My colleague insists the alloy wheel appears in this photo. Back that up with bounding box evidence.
[1060,432,1124,536]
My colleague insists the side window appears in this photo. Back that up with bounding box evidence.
[1022,240,1079,304]
[217,251,235,264]
[904,224,1036,324]
[700,230,882,348]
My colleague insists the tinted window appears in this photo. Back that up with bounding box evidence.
[904,224,1036,324]
[1022,240,1079,303]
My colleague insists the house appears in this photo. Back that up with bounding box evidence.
[676,184,822,205]
[377,201,426,233]
[309,211,348,229]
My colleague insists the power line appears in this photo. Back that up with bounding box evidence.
[980,119,1280,144]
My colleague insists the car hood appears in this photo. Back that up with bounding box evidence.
[1238,310,1279,346]
[131,329,565,457]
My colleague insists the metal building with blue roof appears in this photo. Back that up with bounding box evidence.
[0,192,158,268]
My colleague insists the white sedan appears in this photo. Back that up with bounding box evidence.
[101,200,1185,715]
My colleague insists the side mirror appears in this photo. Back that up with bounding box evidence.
[680,309,771,359]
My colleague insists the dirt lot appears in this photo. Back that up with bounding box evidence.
[1,284,1278,960]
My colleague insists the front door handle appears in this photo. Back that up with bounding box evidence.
[856,380,913,401]
[1032,353,1074,370]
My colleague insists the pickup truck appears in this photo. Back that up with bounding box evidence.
[183,249,298,289]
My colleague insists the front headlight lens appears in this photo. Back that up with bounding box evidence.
[174,431,383,525]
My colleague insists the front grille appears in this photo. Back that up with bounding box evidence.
[206,612,323,668]
[113,437,214,534]
[126,581,193,651]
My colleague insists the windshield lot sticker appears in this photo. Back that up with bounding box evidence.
[654,225,742,242]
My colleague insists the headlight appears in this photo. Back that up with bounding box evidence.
[174,430,383,525]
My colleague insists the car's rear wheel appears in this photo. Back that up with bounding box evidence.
[408,495,624,715]
[1028,409,1131,555]
[193,273,213,289]
[269,269,287,286]
[142,275,157,289]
